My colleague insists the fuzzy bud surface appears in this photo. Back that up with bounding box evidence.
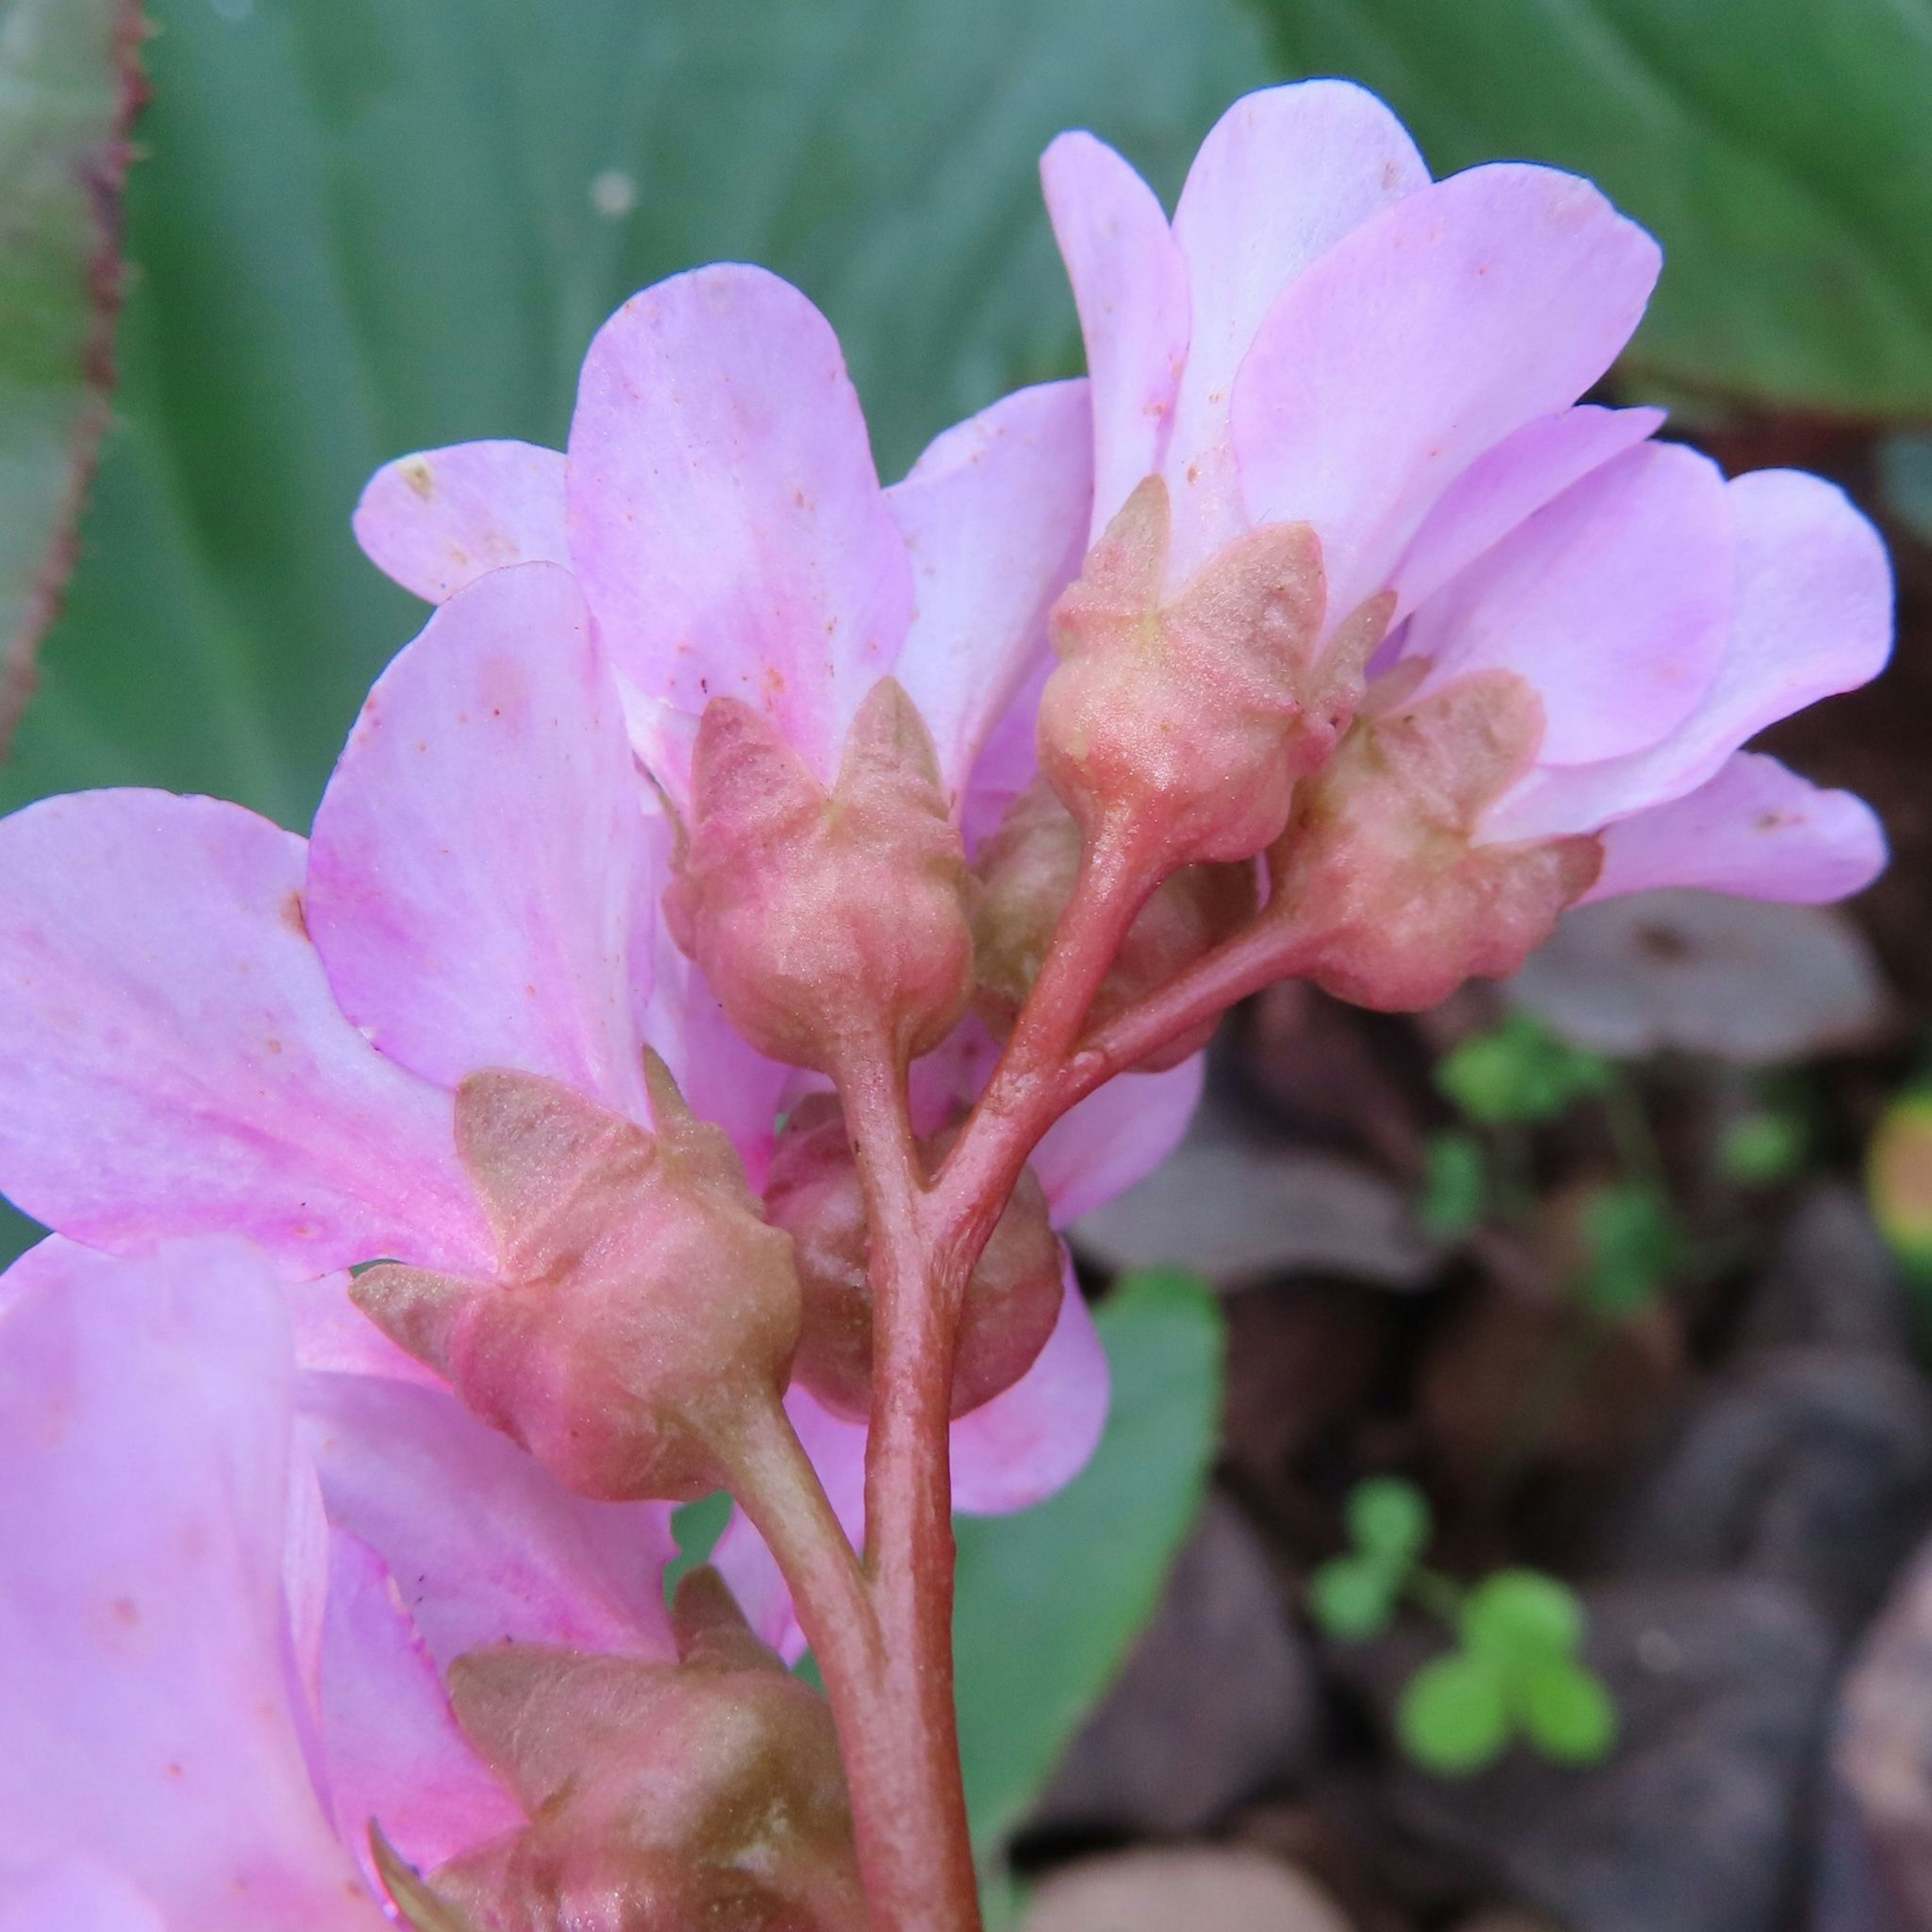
[665,677,974,1074]
[1264,667,1602,1011]
[1036,475,1390,872]
[972,775,1256,1068]
[352,1058,800,1503]
[380,1569,863,1932]
[763,1094,1064,1420]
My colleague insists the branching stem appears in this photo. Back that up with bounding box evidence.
[726,832,1300,1929]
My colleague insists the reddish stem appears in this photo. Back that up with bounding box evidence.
[842,1039,984,1932]
[732,836,1285,1930]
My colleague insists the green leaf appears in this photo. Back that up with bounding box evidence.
[1718,1110,1807,1187]
[953,1271,1224,1857]
[1514,1652,1619,1764]
[1251,0,1932,415]
[1346,1474,1432,1566]
[1308,1553,1399,1641]
[1460,1568,1584,1662]
[1575,1179,1683,1316]
[0,0,141,747]
[1397,1649,1510,1777]
[1418,1131,1487,1240]
[1436,1014,1612,1127]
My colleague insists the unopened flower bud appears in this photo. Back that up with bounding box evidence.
[1037,474,1391,872]
[665,676,974,1074]
[764,1094,1064,1419]
[973,775,1257,1069]
[375,1568,863,1932]
[352,1057,799,1503]
[1264,667,1603,1011]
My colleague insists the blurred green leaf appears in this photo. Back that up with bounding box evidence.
[953,1270,1223,1857]
[8,0,1268,829]
[1398,1649,1509,1776]
[1418,1130,1486,1240]
[1575,1179,1682,1316]
[1460,1568,1584,1662]
[1514,1652,1618,1764]
[1719,1110,1807,1188]
[1437,1014,1612,1128]
[1253,0,1932,415]
[1308,1552,1399,1641]
[1346,1474,1432,1566]
[1879,431,1932,545]
[0,0,141,745]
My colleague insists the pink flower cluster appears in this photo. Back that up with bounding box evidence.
[0,80,1889,1924]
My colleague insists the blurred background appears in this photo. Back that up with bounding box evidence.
[7,3,1932,1928]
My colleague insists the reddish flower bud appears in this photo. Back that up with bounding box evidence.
[972,775,1257,1069]
[376,1568,863,1932]
[763,1094,1064,1420]
[352,1057,800,1503]
[664,676,974,1075]
[1036,475,1391,872]
[1264,667,1603,1011]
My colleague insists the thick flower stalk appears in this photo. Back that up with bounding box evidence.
[0,77,1892,1932]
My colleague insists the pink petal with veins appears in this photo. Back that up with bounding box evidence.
[307,562,653,1122]
[0,792,487,1276]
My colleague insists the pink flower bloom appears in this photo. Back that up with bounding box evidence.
[0,1234,672,1921]
[0,541,1155,1529]
[356,263,1095,832]
[1043,82,1889,909]
[0,270,1180,1823]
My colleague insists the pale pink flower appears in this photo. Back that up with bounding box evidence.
[0,1235,671,1921]
[1043,82,1889,907]
[355,263,1095,832]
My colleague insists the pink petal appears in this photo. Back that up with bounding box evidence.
[297,1371,678,1669]
[1233,163,1661,625]
[318,1530,522,1878]
[0,1863,167,1931]
[1404,442,1733,765]
[959,655,1051,858]
[568,265,913,799]
[0,792,488,1276]
[1030,1054,1205,1225]
[1586,752,1887,905]
[1390,405,1667,617]
[950,1255,1110,1514]
[887,380,1094,806]
[1485,468,1893,841]
[353,441,569,604]
[306,562,652,1120]
[1041,131,1190,537]
[0,1237,384,1929]
[1164,82,1428,579]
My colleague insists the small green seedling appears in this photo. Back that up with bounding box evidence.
[1419,1130,1487,1240]
[1572,1179,1682,1318]
[1435,1013,1612,1127]
[1719,1109,1808,1187]
[1308,1477,1618,1778]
